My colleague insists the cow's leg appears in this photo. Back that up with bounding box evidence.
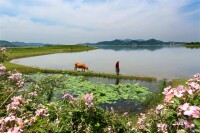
[74,66,77,71]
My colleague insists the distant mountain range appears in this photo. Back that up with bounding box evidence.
[0,40,54,47]
[0,39,187,47]
[83,39,186,46]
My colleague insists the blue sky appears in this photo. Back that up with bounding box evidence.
[0,0,199,44]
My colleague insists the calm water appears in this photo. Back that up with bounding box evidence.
[11,46,200,79]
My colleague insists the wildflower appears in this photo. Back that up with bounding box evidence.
[173,85,186,98]
[1,47,6,53]
[35,104,48,118]
[0,64,6,76]
[7,125,22,133]
[187,82,200,90]
[131,127,135,131]
[78,124,82,130]
[156,104,164,115]
[108,126,113,133]
[8,72,22,82]
[123,112,128,116]
[179,103,200,118]
[7,95,26,111]
[137,113,146,130]
[157,123,167,133]
[127,121,132,126]
[62,93,74,100]
[8,71,24,87]
[162,86,172,95]
[35,108,48,118]
[84,93,94,108]
[193,73,200,78]
[29,91,38,97]
[173,119,195,129]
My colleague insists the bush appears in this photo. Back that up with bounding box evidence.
[135,73,200,133]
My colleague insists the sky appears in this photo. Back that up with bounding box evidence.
[0,0,199,44]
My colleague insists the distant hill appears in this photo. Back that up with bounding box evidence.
[12,41,54,46]
[0,40,54,47]
[83,39,186,46]
[0,40,17,47]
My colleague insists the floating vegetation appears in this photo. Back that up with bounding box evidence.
[25,74,151,105]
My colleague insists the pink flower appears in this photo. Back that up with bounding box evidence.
[8,72,22,82]
[0,64,6,76]
[62,93,74,100]
[179,103,200,118]
[162,86,172,95]
[7,125,22,133]
[29,91,38,97]
[164,93,174,103]
[174,119,195,129]
[156,104,164,115]
[179,103,190,111]
[1,47,6,53]
[127,121,132,126]
[187,82,200,90]
[173,85,186,98]
[8,71,24,87]
[84,93,94,108]
[7,95,26,111]
[35,108,48,118]
[193,73,200,78]
[137,113,146,128]
[16,79,25,87]
[157,123,167,133]
[84,93,93,103]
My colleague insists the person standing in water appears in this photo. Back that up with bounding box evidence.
[115,60,120,75]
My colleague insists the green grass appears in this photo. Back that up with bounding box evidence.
[169,78,188,88]
[7,45,96,60]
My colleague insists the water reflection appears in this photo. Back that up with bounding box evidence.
[85,77,161,92]
[93,45,176,51]
[115,78,120,85]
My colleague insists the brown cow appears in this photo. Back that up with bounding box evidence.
[74,62,88,72]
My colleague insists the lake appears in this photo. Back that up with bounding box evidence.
[11,45,200,79]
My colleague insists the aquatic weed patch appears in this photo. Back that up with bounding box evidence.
[26,74,151,105]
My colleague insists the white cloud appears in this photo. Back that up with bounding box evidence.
[0,0,199,44]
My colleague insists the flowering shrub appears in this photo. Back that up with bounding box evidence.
[0,47,7,62]
[135,73,200,133]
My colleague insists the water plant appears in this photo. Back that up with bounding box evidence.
[25,74,151,105]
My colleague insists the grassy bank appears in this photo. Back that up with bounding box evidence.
[169,78,188,87]
[3,62,157,82]
[7,45,95,60]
